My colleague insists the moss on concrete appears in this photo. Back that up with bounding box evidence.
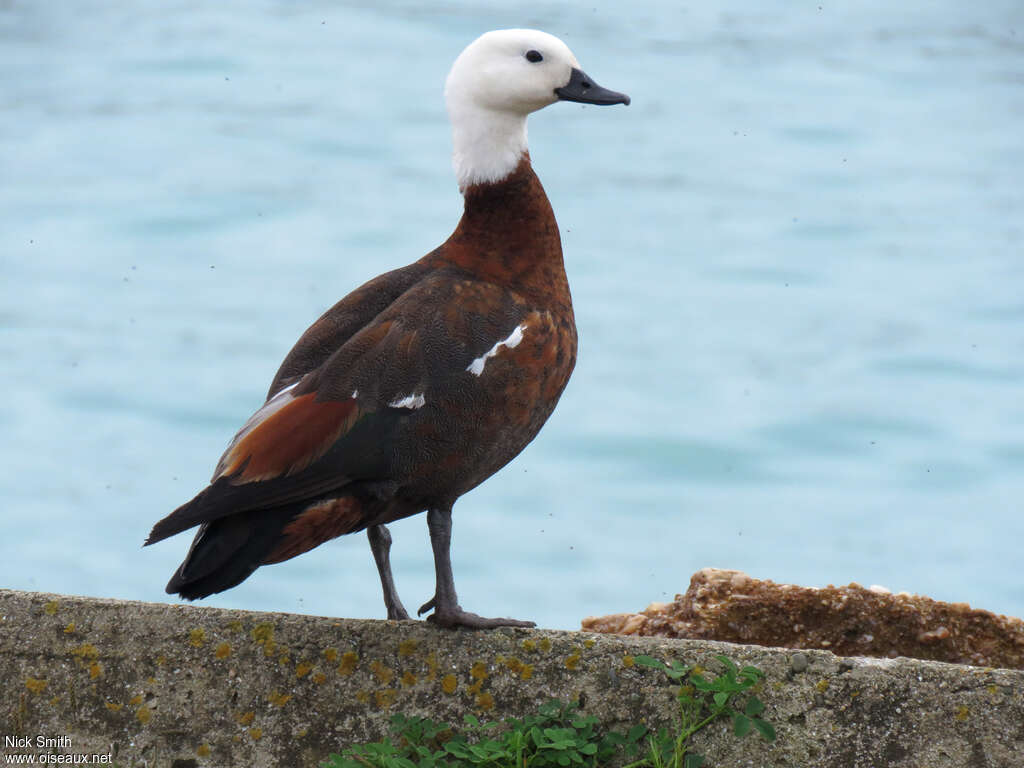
[1,589,1021,767]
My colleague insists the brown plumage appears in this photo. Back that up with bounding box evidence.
[146,29,629,628]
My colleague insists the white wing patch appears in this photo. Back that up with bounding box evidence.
[467,323,527,377]
[388,392,426,410]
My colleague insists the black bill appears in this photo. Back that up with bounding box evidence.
[555,67,630,106]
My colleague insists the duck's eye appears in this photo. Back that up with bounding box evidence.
[525,50,543,63]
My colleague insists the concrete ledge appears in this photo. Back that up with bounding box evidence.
[1,589,1021,767]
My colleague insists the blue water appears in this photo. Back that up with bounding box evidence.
[2,1,1022,631]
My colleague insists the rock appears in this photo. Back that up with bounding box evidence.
[2,588,1023,767]
[581,568,1024,670]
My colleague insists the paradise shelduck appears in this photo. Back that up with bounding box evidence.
[146,29,630,629]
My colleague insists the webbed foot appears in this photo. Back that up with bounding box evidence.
[425,603,535,629]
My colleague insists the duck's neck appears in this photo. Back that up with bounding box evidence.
[434,157,569,307]
[450,104,529,191]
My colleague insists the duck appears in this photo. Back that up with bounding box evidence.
[145,29,630,629]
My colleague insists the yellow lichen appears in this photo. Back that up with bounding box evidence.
[477,692,495,711]
[375,689,397,709]
[470,662,488,680]
[398,639,418,657]
[565,651,581,671]
[71,644,100,660]
[521,639,536,652]
[43,600,58,615]
[584,639,595,649]
[63,622,76,634]
[520,664,533,681]
[25,678,47,693]
[155,655,166,666]
[215,642,231,659]
[248,728,262,741]
[105,702,122,712]
[268,691,292,707]
[189,628,206,647]
[129,695,143,707]
[251,622,275,654]
[370,661,394,685]
[196,745,210,757]
[955,705,969,722]
[136,706,152,725]
[355,690,370,704]
[323,647,339,663]
[89,662,102,679]
[467,679,483,695]
[425,652,439,681]
[278,652,291,666]
[227,620,244,632]
[296,662,312,678]
[622,655,635,668]
[539,638,552,652]
[401,671,417,687]
[815,679,830,693]
[441,674,458,694]
[338,651,359,676]
[237,711,255,726]
[312,672,327,685]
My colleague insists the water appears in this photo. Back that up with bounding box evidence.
[2,1,1022,631]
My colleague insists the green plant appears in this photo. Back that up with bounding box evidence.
[320,699,647,768]
[321,654,775,768]
[626,655,776,768]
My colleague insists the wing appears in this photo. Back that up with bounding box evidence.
[147,266,569,546]
[146,316,425,545]
[264,260,432,398]
[147,263,432,546]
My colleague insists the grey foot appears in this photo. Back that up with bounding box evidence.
[418,597,534,629]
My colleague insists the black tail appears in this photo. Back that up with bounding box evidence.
[147,479,276,547]
[165,507,299,600]
[145,470,349,547]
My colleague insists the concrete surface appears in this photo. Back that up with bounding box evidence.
[1,589,1021,767]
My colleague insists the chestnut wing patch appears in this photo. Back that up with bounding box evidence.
[215,393,360,484]
[263,497,364,564]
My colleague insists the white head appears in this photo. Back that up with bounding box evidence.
[444,29,629,191]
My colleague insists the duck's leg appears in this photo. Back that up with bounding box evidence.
[417,505,535,629]
[367,524,410,620]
